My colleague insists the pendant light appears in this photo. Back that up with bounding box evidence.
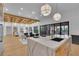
[41,4,52,16]
[53,4,61,21]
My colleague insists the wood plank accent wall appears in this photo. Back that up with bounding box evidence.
[4,13,39,24]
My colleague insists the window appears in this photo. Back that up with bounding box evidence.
[6,26,12,35]
[50,24,55,35]
[51,21,69,38]
[46,24,50,36]
[40,24,50,37]
[34,26,38,34]
[40,25,46,37]
[61,21,69,35]
[13,26,18,36]
[25,27,28,33]
[29,27,32,33]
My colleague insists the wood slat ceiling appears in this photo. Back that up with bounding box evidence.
[4,13,40,24]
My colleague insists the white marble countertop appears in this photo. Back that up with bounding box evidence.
[29,36,71,50]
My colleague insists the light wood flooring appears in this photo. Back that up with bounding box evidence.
[3,35,79,56]
[70,44,79,56]
[3,35,29,56]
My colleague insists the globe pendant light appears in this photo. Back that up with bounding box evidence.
[53,13,61,21]
[53,4,61,21]
[41,4,52,16]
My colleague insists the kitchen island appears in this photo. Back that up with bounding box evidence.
[28,36,72,56]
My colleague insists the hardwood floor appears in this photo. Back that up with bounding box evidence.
[3,35,29,56]
[3,35,79,56]
[70,44,79,56]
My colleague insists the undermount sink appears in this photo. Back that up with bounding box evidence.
[51,38,64,42]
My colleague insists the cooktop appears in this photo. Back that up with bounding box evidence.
[51,38,64,42]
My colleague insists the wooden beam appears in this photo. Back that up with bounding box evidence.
[4,13,40,24]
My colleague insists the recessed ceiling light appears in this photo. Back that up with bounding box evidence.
[32,11,36,14]
[20,8,23,10]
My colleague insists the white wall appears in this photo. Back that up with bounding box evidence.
[38,8,79,35]
[59,9,79,35]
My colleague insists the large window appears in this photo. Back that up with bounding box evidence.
[46,24,50,36]
[25,27,28,33]
[60,22,69,38]
[40,25,47,37]
[54,21,69,37]
[24,27,29,37]
[6,26,12,35]
[30,21,69,37]
[29,27,32,32]
[54,23,60,35]
[50,21,69,37]
[13,26,18,36]
[50,24,55,35]
[34,26,38,34]
[40,24,50,37]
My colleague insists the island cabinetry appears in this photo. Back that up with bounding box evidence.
[55,38,71,56]
[28,38,55,56]
[28,37,71,56]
